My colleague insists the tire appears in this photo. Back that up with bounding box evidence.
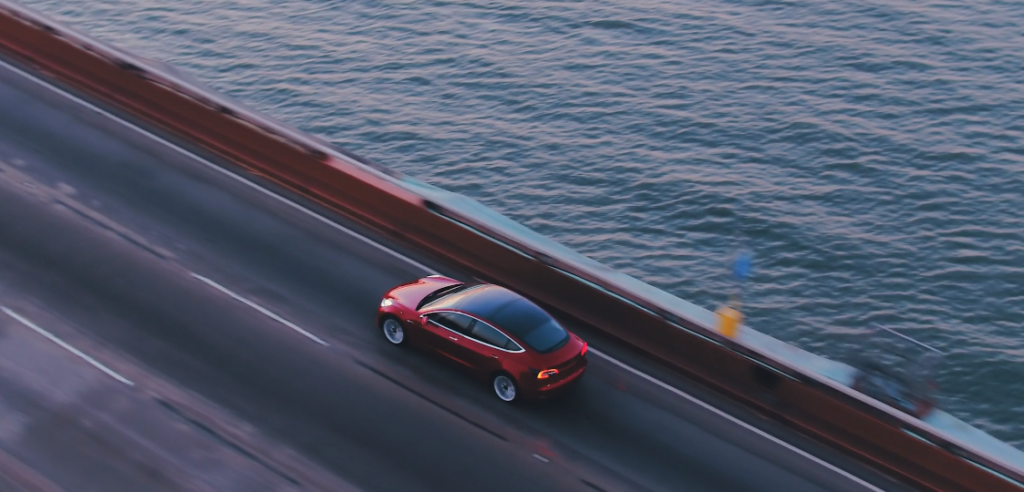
[380,316,406,346]
[492,373,518,403]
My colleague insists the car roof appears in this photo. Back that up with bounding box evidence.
[428,284,556,336]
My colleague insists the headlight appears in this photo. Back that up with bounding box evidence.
[380,298,393,307]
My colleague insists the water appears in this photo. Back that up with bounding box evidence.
[19,0,1024,446]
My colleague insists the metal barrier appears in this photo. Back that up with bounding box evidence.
[1,3,1020,490]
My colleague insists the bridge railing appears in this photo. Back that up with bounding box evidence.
[1,2,1021,491]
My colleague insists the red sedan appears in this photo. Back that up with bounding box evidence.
[377,275,587,402]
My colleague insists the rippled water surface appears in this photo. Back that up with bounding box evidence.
[21,0,1024,444]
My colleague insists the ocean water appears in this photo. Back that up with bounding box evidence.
[19,0,1024,446]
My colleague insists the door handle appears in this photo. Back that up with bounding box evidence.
[449,336,459,341]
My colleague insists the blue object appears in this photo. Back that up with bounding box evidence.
[733,250,753,282]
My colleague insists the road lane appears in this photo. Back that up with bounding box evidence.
[0,55,908,492]
[0,297,324,492]
[0,176,595,492]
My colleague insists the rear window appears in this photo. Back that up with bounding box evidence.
[488,298,568,353]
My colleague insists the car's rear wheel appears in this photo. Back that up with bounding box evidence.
[381,317,405,346]
[492,373,518,402]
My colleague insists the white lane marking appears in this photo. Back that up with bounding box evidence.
[190,273,329,346]
[589,348,885,492]
[1,306,134,386]
[0,58,434,276]
[531,453,550,463]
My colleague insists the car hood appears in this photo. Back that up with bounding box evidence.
[387,275,462,310]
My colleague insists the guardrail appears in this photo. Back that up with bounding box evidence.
[1,2,1020,491]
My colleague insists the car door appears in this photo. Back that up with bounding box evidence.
[462,319,519,378]
[423,312,477,368]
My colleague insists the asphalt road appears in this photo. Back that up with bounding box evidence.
[0,56,912,492]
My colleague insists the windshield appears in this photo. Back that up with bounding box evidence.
[418,283,475,310]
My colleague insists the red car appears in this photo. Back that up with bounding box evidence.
[377,275,587,402]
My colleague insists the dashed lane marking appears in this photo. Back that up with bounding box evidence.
[191,273,329,346]
[1,306,134,386]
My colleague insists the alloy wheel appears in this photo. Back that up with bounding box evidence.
[493,374,517,402]
[382,318,405,345]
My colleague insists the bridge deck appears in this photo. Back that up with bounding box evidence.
[0,55,906,492]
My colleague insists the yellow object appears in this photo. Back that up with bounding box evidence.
[716,305,743,338]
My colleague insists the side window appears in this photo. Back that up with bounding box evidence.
[470,321,516,350]
[427,312,475,335]
[503,338,524,352]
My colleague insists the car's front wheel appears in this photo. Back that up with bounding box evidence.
[380,317,406,346]
[492,373,518,403]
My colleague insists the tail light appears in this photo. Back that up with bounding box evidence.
[537,369,559,379]
[581,341,588,356]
